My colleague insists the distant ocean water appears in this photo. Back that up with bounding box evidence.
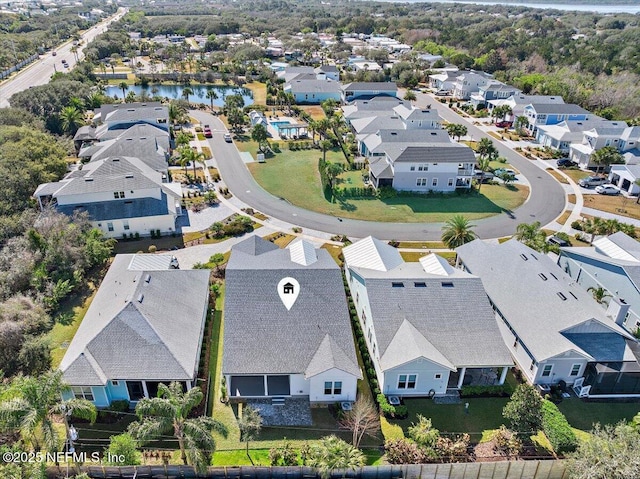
[371,0,640,14]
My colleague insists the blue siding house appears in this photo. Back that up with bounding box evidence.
[523,103,592,136]
[60,254,210,407]
[342,82,398,102]
[284,79,342,104]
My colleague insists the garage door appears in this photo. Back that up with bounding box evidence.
[230,376,265,397]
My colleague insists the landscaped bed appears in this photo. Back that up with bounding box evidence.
[247,150,529,223]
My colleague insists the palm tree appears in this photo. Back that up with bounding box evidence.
[476,155,491,193]
[582,217,605,245]
[476,137,498,162]
[129,382,227,472]
[118,81,129,102]
[320,139,333,162]
[403,90,416,102]
[588,286,612,305]
[0,371,96,452]
[441,215,478,249]
[168,101,187,125]
[591,146,624,175]
[182,87,194,104]
[59,106,84,135]
[515,221,542,242]
[304,435,365,479]
[175,131,191,148]
[445,123,467,142]
[178,146,206,180]
[238,405,262,455]
[206,89,218,110]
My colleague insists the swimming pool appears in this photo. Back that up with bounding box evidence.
[271,120,292,132]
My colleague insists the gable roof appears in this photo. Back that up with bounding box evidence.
[527,103,590,115]
[343,82,397,92]
[287,79,342,94]
[223,236,360,378]
[594,232,640,262]
[343,236,403,272]
[385,143,476,163]
[456,239,636,361]
[59,255,210,385]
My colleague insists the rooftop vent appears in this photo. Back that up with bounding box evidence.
[112,158,120,162]
[84,178,94,182]
[137,293,144,303]
[557,292,567,301]
[414,282,427,288]
[520,254,528,261]
[539,273,548,281]
[549,272,558,280]
[441,282,454,288]
[392,282,404,288]
[569,292,578,299]
[125,174,134,178]
[531,254,538,260]
[144,274,151,283]
[390,132,397,135]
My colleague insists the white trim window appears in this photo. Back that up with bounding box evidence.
[448,178,454,187]
[397,374,417,389]
[570,364,581,377]
[324,381,342,395]
[541,364,553,377]
[416,178,427,186]
[432,178,438,187]
[71,386,94,401]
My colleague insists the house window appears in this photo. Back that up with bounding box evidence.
[111,380,119,386]
[356,292,359,304]
[397,374,417,389]
[71,386,94,401]
[418,164,428,171]
[448,178,454,187]
[410,166,415,171]
[570,364,581,377]
[432,178,438,187]
[107,222,114,232]
[113,191,125,199]
[113,192,119,199]
[416,178,427,186]
[324,381,342,395]
[372,344,376,357]
[541,364,553,377]
[434,373,442,380]
[123,221,130,231]
[362,311,367,325]
[367,328,372,343]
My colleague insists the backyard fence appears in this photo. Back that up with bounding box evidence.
[46,461,568,479]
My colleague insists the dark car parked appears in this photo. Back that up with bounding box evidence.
[495,120,513,128]
[556,158,577,168]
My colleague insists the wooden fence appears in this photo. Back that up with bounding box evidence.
[47,461,568,479]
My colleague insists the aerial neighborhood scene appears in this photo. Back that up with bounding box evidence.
[2,0,640,478]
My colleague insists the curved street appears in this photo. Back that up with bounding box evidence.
[192,99,566,240]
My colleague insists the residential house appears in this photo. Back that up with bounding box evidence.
[428,70,459,92]
[487,94,565,119]
[451,71,495,100]
[558,232,640,332]
[92,102,169,133]
[368,139,476,191]
[315,65,340,82]
[456,239,640,397]
[608,164,640,195]
[342,82,398,102]
[570,125,640,170]
[469,83,521,109]
[535,119,617,153]
[59,254,209,407]
[223,237,361,403]
[343,237,513,396]
[284,79,342,104]
[34,156,182,238]
[523,103,591,136]
[342,97,409,124]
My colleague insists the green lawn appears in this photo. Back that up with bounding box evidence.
[213,447,383,466]
[562,168,590,183]
[247,150,529,222]
[557,399,639,431]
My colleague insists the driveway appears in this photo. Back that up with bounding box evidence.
[190,106,565,240]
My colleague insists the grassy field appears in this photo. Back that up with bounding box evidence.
[300,105,327,120]
[546,168,569,184]
[582,194,640,220]
[562,169,590,183]
[247,150,529,223]
[557,399,639,431]
[245,82,267,105]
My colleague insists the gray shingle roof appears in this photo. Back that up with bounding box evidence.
[343,82,397,92]
[528,103,590,115]
[386,143,476,163]
[223,237,360,378]
[456,239,635,361]
[351,263,513,368]
[57,194,170,221]
[288,79,342,94]
[97,102,168,125]
[60,255,210,385]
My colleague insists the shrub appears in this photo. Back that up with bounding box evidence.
[109,400,130,413]
[106,433,141,465]
[384,438,430,464]
[269,442,299,466]
[541,400,577,454]
[461,384,512,397]
[493,425,522,457]
[148,245,157,253]
[571,220,584,231]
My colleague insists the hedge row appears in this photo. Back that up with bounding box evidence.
[460,384,512,398]
[541,399,577,454]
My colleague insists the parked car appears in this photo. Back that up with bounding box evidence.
[223,133,232,143]
[595,184,620,195]
[493,168,516,177]
[495,120,513,128]
[204,126,212,138]
[547,235,570,248]
[556,158,577,168]
[578,176,607,188]
[473,170,495,182]
[435,90,450,96]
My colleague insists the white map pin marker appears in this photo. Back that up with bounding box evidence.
[277,277,300,311]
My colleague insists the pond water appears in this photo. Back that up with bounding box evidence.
[104,84,254,108]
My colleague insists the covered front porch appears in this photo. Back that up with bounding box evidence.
[447,366,510,389]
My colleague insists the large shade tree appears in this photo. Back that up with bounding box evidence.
[129,382,227,472]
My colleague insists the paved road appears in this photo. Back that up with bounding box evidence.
[0,7,127,108]
[191,102,565,240]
